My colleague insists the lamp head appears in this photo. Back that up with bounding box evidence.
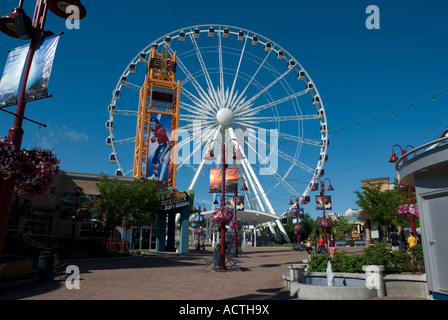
[0,7,33,39]
[389,152,398,163]
[241,182,248,191]
[311,182,319,191]
[289,199,294,205]
[233,149,244,160]
[204,149,215,160]
[327,183,334,191]
[47,0,87,20]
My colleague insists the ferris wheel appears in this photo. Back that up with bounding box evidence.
[106,25,329,215]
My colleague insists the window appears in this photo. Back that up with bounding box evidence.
[24,213,52,235]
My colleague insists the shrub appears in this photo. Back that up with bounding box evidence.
[307,243,425,274]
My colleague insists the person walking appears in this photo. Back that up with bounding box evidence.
[390,228,400,251]
[328,234,336,257]
[317,235,325,254]
[408,232,417,248]
[305,237,313,259]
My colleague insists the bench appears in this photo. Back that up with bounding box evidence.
[0,260,39,283]
[53,255,68,280]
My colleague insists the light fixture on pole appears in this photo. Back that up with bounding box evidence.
[204,137,244,270]
[213,195,222,205]
[389,144,418,236]
[311,177,334,246]
[72,186,83,254]
[193,203,206,250]
[0,0,87,260]
[289,195,302,248]
[232,177,248,257]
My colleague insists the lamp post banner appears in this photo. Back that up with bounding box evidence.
[25,34,60,101]
[0,44,29,107]
[209,168,238,193]
[315,195,332,210]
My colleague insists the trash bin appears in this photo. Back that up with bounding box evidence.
[39,251,55,280]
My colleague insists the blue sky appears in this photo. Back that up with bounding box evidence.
[1,0,448,220]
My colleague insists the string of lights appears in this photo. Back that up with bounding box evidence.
[306,88,448,138]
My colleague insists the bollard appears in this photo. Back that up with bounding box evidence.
[363,265,386,297]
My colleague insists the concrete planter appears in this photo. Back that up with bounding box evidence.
[284,263,430,300]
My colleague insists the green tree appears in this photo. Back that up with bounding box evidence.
[331,216,352,241]
[354,182,402,230]
[127,179,158,227]
[92,175,132,232]
[93,175,159,231]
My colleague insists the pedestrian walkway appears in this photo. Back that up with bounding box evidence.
[0,245,425,300]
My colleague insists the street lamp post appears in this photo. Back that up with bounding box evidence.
[289,196,302,247]
[0,0,87,259]
[311,177,334,246]
[389,144,417,236]
[193,203,206,250]
[232,178,248,257]
[204,137,244,270]
[71,186,83,254]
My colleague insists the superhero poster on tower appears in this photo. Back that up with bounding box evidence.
[146,112,172,182]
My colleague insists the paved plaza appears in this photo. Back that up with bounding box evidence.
[0,245,426,301]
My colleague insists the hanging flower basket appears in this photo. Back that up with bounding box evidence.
[230,219,242,231]
[14,148,60,196]
[194,227,204,235]
[0,137,17,180]
[397,204,419,218]
[317,217,333,228]
[294,224,302,235]
[212,206,234,225]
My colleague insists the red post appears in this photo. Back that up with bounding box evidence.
[0,0,47,260]
[408,187,417,236]
[219,141,227,270]
[233,191,238,257]
[296,198,300,245]
[321,181,327,245]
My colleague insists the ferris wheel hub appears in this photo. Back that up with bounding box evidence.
[216,108,235,126]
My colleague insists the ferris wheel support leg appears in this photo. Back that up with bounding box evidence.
[228,128,291,244]
[188,127,221,191]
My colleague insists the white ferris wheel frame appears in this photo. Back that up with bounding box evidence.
[106,24,329,219]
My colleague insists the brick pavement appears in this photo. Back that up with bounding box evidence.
[0,245,424,301]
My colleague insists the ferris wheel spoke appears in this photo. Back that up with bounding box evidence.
[187,126,222,190]
[237,89,308,117]
[114,137,136,145]
[177,124,219,171]
[228,127,279,214]
[238,68,293,112]
[244,140,298,195]
[276,131,322,147]
[114,109,138,116]
[217,29,224,97]
[244,129,315,174]
[120,79,142,92]
[180,101,214,118]
[230,48,273,113]
[180,87,217,117]
[172,48,217,110]
[237,114,319,124]
[188,33,220,109]
[225,35,248,110]
[180,114,214,122]
[176,121,215,152]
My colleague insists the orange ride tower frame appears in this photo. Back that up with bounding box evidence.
[133,45,181,188]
